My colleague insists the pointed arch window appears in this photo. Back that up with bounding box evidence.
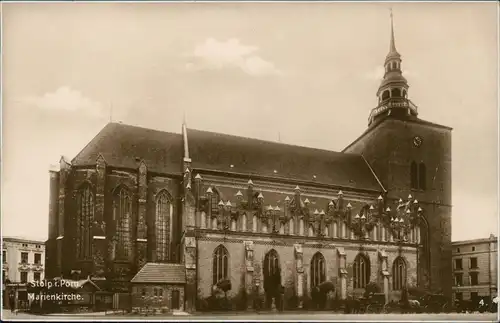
[156,191,172,262]
[212,245,229,285]
[353,253,370,289]
[113,187,132,260]
[76,184,94,260]
[311,252,326,288]
[392,257,407,290]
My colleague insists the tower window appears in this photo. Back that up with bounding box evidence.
[411,161,427,190]
[418,163,427,190]
[382,90,390,101]
[391,88,401,98]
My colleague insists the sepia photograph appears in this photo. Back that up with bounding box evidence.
[0,1,499,321]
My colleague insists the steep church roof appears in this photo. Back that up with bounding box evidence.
[72,122,184,175]
[187,128,382,191]
[72,122,384,192]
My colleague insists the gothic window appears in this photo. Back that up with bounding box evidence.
[311,252,326,288]
[410,161,418,189]
[210,189,221,216]
[392,257,407,290]
[113,187,132,260]
[252,215,257,232]
[76,184,93,260]
[212,245,229,285]
[419,163,427,190]
[156,191,171,262]
[289,218,294,235]
[353,253,370,289]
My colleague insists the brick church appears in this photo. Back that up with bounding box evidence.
[45,17,452,312]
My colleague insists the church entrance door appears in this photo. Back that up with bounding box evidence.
[263,249,282,310]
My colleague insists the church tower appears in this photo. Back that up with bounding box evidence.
[344,12,453,297]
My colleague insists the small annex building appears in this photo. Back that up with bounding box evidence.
[130,263,186,313]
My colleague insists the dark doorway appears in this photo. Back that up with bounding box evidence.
[263,249,281,310]
[171,289,180,310]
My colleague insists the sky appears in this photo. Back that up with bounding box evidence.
[1,2,498,242]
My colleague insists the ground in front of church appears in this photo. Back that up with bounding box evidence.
[1,310,498,321]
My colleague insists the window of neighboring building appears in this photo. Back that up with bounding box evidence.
[141,288,146,296]
[20,271,28,283]
[353,253,370,289]
[2,250,6,263]
[311,252,326,288]
[472,246,476,252]
[470,272,479,285]
[212,245,229,286]
[33,272,41,281]
[455,259,463,270]
[455,273,463,286]
[2,270,6,283]
[470,257,478,269]
[455,292,463,301]
[21,252,28,264]
[113,187,132,260]
[34,253,41,265]
[471,292,478,300]
[456,248,460,253]
[392,257,407,290]
[156,191,171,262]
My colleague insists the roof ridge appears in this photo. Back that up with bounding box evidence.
[187,127,362,157]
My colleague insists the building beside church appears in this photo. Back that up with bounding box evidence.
[2,237,45,309]
[45,17,452,312]
[452,234,497,303]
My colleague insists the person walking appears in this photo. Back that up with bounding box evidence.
[9,291,16,314]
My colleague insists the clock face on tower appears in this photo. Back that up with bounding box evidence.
[413,136,423,147]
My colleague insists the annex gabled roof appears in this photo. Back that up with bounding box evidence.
[70,122,384,192]
[131,263,186,284]
[72,122,184,174]
[187,128,383,191]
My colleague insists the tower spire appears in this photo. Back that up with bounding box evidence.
[389,9,397,54]
[386,8,400,62]
[367,10,418,127]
